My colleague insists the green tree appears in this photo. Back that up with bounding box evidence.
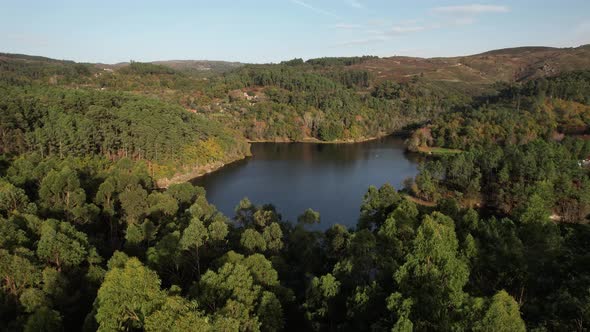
[515,193,550,224]
[359,184,402,230]
[394,212,469,330]
[36,219,89,271]
[95,258,166,331]
[0,249,40,300]
[147,192,178,218]
[241,229,267,253]
[197,262,261,331]
[38,166,88,221]
[20,288,49,313]
[303,273,341,330]
[180,217,208,277]
[387,292,414,332]
[0,179,33,215]
[166,183,201,209]
[262,222,284,253]
[474,290,526,332]
[144,296,210,332]
[119,184,148,224]
[298,208,321,226]
[95,177,116,216]
[24,307,64,332]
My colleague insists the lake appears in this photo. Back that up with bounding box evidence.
[192,136,420,230]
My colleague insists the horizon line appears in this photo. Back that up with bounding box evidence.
[2,43,588,66]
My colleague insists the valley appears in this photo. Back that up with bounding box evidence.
[1,44,590,331]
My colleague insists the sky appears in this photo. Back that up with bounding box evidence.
[1,0,589,64]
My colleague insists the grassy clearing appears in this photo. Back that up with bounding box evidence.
[403,194,437,207]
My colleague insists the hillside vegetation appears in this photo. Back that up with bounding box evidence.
[0,58,250,184]
[3,45,590,145]
[2,47,590,331]
[351,45,590,85]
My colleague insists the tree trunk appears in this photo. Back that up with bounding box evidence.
[196,245,201,278]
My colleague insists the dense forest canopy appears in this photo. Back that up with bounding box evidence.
[0,83,249,180]
[1,48,590,331]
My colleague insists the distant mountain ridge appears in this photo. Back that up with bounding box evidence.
[2,44,590,83]
[0,52,78,64]
[151,60,243,73]
[0,53,244,74]
[87,60,244,75]
[348,44,590,87]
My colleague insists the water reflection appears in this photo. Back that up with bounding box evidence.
[192,136,420,230]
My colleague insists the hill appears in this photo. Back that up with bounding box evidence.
[349,44,590,89]
[2,46,590,332]
[97,60,244,75]
[151,60,244,73]
[2,45,590,145]
[0,52,77,64]
[3,44,590,86]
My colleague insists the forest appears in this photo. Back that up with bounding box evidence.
[0,62,251,182]
[1,51,590,331]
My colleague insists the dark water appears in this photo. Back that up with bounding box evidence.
[192,136,420,230]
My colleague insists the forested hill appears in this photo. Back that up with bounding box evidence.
[209,45,590,142]
[0,46,590,145]
[0,56,251,185]
[1,74,590,330]
[2,45,590,175]
[151,60,244,74]
[350,44,590,86]
[3,44,589,87]
[96,60,244,77]
[2,47,590,331]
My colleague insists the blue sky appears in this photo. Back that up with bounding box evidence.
[1,0,589,63]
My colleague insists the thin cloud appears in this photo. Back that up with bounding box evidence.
[368,25,427,37]
[389,26,426,35]
[432,4,510,15]
[333,4,510,49]
[396,19,422,26]
[367,19,392,27]
[334,23,363,29]
[347,0,363,9]
[289,0,340,19]
[333,36,389,47]
[449,17,476,26]
[431,4,509,26]
[336,24,426,47]
[366,29,386,34]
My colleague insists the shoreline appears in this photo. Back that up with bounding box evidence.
[155,152,251,188]
[157,131,409,187]
[247,132,402,145]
